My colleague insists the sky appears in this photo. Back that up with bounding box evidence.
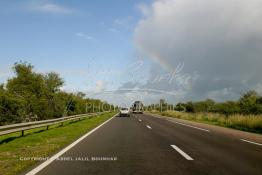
[1,0,262,106]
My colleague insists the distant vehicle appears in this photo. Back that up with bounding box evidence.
[132,101,144,114]
[119,107,130,117]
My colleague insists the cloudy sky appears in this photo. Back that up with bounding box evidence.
[1,0,262,106]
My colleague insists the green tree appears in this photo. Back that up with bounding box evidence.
[0,86,25,125]
[43,72,64,118]
[6,62,47,119]
[185,101,194,112]
[175,103,186,111]
[44,72,64,93]
[0,62,114,124]
[213,101,240,116]
[239,90,258,114]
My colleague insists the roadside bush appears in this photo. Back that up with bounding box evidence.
[0,62,114,125]
[149,110,262,133]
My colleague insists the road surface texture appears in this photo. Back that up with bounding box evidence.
[25,113,262,175]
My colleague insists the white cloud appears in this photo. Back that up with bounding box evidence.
[28,2,73,14]
[113,16,134,31]
[75,32,93,40]
[134,0,262,101]
[114,16,133,26]
[136,3,150,16]
[94,80,107,93]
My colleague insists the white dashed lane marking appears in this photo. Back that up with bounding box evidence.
[171,144,194,160]
[146,125,152,129]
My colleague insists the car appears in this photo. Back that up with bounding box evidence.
[119,107,130,117]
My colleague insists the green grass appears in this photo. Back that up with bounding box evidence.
[0,112,117,175]
[149,110,262,134]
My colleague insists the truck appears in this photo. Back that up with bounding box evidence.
[132,101,144,114]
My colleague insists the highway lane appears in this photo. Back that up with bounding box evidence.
[136,113,262,175]
[25,113,262,175]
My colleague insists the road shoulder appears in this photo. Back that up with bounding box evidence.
[146,112,262,144]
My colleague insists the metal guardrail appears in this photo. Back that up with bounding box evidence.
[0,111,110,136]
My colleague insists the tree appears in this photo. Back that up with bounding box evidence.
[205,99,215,111]
[185,101,194,112]
[43,72,64,118]
[175,103,186,111]
[0,62,114,125]
[212,101,240,116]
[44,72,64,93]
[239,90,258,114]
[6,62,47,119]
[256,96,262,105]
[0,87,25,125]
[76,92,86,98]
[0,84,4,90]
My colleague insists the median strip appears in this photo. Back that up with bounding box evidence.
[170,145,194,160]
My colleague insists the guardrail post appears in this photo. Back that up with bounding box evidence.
[46,125,49,130]
[22,130,24,136]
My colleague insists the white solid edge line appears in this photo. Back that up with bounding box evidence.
[146,125,152,129]
[171,145,194,160]
[167,119,210,132]
[240,139,262,146]
[25,113,118,175]
[150,114,209,132]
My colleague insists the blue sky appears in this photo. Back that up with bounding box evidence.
[1,0,262,106]
[0,0,152,102]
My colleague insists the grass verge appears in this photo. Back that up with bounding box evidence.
[0,112,117,175]
[149,110,262,134]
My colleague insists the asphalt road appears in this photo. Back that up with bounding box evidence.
[26,113,262,175]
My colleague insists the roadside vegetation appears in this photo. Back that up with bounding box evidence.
[150,110,262,133]
[0,112,116,175]
[0,62,115,125]
[147,91,262,133]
